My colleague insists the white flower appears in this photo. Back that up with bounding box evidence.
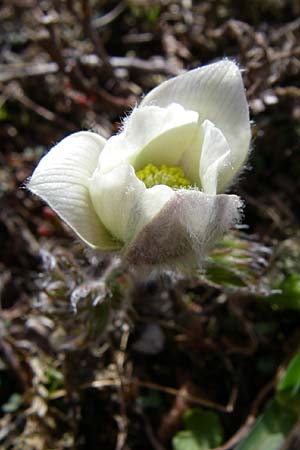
[28,60,250,266]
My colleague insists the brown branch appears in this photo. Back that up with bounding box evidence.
[81,0,112,70]
[134,379,234,413]
[214,379,275,450]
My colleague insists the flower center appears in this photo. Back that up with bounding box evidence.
[136,163,191,189]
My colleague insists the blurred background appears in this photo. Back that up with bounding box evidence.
[1,1,300,449]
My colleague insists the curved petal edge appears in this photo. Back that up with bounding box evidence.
[28,131,120,250]
[140,60,251,189]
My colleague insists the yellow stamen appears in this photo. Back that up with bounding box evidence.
[136,163,191,189]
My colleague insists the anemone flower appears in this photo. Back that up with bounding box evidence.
[28,60,250,267]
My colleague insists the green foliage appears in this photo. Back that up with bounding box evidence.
[172,408,224,450]
[145,4,161,25]
[45,367,64,394]
[236,401,297,450]
[1,393,22,413]
[206,234,300,315]
[236,352,300,450]
[205,232,270,290]
[265,274,300,310]
[277,352,300,415]
[278,352,300,394]
[127,1,161,25]
[0,105,9,121]
[172,354,300,450]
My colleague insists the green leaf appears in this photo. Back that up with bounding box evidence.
[236,352,300,450]
[235,400,297,450]
[1,393,22,413]
[172,408,223,450]
[277,352,300,415]
[0,105,9,121]
[45,367,64,393]
[266,274,300,310]
[278,352,300,394]
[173,430,209,450]
[204,232,270,290]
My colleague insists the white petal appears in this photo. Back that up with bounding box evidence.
[28,131,119,250]
[89,165,174,243]
[200,120,232,194]
[178,126,204,184]
[98,103,199,174]
[89,165,144,243]
[140,60,250,187]
[125,190,242,266]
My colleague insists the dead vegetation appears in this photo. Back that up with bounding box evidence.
[1,1,300,449]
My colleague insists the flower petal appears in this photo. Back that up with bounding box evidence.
[178,126,204,184]
[140,60,250,187]
[200,120,232,194]
[125,190,242,266]
[28,131,119,250]
[98,103,199,174]
[89,164,174,243]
